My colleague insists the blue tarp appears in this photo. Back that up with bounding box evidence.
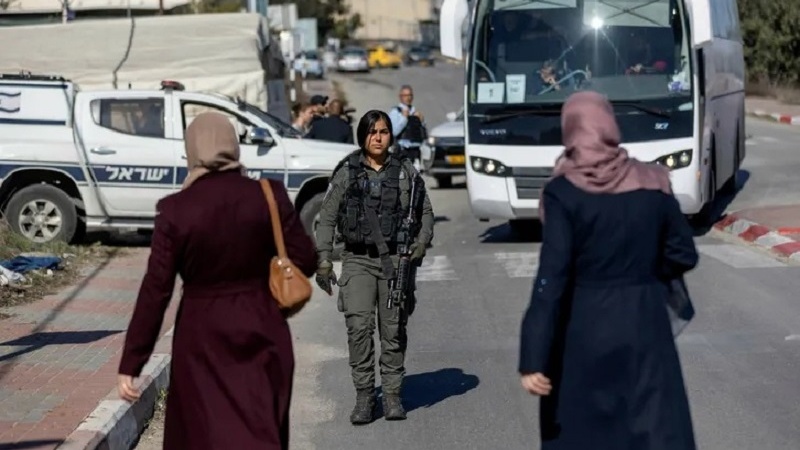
[0,256,62,274]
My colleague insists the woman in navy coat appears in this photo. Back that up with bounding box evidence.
[117,112,318,449]
[519,91,699,450]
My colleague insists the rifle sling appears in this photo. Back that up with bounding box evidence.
[363,202,397,280]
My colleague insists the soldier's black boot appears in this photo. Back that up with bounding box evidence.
[350,389,376,425]
[382,394,407,420]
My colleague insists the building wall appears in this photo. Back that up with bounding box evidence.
[346,0,434,41]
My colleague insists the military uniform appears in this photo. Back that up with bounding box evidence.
[316,149,434,423]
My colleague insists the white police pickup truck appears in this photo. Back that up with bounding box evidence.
[0,73,353,244]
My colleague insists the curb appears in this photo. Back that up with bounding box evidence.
[746,109,800,126]
[57,327,174,450]
[714,214,800,262]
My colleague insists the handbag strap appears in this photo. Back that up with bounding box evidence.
[259,179,287,259]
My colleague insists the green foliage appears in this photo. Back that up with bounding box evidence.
[738,0,800,87]
[192,0,242,13]
[270,0,362,40]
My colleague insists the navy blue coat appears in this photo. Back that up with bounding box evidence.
[519,175,698,450]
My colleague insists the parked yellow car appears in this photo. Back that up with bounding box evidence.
[368,46,402,69]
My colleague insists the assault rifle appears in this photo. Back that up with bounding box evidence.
[387,173,424,310]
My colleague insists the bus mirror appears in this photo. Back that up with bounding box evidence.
[689,0,713,48]
[440,0,469,60]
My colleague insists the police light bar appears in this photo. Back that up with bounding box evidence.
[160,80,185,91]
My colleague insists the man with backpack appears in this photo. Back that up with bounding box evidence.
[388,85,427,170]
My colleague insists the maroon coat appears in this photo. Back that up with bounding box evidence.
[119,170,318,450]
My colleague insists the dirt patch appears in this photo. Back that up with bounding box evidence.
[746,79,800,106]
[0,221,118,309]
[133,388,167,450]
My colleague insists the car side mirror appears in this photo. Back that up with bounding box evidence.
[446,111,457,122]
[249,127,274,146]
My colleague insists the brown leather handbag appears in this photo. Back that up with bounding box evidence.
[260,179,312,316]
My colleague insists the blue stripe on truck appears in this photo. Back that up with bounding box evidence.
[1,162,329,189]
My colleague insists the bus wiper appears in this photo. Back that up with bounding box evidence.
[481,108,561,124]
[610,101,671,118]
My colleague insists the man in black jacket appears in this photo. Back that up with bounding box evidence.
[306,99,355,144]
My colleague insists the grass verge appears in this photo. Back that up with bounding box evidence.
[746,79,800,105]
[135,388,168,449]
[0,220,118,309]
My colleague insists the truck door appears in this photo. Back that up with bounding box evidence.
[75,92,179,217]
[170,95,286,186]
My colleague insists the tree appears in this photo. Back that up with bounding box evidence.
[190,0,242,13]
[737,0,800,86]
[270,0,362,40]
[0,0,16,10]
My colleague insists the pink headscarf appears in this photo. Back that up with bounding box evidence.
[540,91,673,222]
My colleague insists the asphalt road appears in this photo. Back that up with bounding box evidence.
[286,64,800,450]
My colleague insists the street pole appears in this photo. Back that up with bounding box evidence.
[288,30,297,103]
[300,32,307,92]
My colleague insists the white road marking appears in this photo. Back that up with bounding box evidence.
[494,251,540,278]
[416,255,459,281]
[332,256,458,282]
[697,244,786,268]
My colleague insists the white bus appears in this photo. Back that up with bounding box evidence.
[439,0,745,231]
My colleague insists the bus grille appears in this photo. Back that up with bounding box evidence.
[512,167,553,200]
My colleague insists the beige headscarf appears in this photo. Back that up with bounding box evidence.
[182,112,245,189]
[540,91,673,222]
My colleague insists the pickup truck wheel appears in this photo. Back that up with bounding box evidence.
[435,175,452,188]
[299,192,343,261]
[6,184,79,244]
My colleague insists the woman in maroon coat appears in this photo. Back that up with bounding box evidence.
[117,112,318,449]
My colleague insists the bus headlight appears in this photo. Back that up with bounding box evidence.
[653,150,692,170]
[470,156,508,176]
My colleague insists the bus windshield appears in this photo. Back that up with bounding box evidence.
[468,0,692,109]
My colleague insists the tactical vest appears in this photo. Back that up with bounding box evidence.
[335,151,406,247]
[396,107,426,143]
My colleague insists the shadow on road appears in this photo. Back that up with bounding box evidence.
[0,440,64,449]
[479,220,543,244]
[376,368,480,416]
[0,330,122,364]
[691,169,751,236]
[82,230,153,248]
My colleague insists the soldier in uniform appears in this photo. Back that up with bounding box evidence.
[315,109,435,425]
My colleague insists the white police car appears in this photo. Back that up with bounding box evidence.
[420,108,465,188]
[0,73,353,245]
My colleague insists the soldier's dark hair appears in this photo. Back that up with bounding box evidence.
[356,109,394,149]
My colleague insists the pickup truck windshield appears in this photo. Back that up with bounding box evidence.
[243,103,303,138]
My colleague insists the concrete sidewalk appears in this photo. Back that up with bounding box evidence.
[0,248,179,449]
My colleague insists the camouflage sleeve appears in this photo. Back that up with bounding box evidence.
[315,166,348,262]
[416,184,435,246]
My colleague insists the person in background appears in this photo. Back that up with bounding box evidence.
[309,94,329,126]
[518,91,698,450]
[306,98,354,144]
[117,112,317,450]
[387,85,426,169]
[291,102,315,135]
